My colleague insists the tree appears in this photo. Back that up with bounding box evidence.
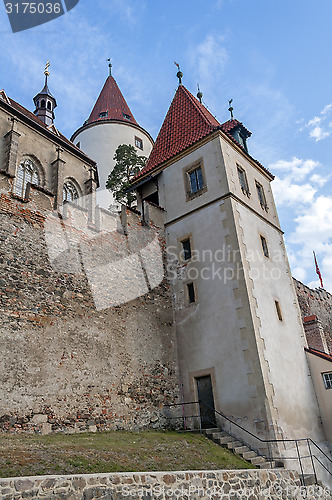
[106,144,147,208]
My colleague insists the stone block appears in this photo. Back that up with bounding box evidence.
[31,414,48,424]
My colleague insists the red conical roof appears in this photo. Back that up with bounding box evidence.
[135,85,220,179]
[87,76,138,126]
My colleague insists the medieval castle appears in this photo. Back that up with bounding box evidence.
[0,63,331,484]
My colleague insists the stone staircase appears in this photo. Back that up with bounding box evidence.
[203,428,321,486]
[203,428,283,470]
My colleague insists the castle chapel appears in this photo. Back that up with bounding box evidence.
[0,65,331,483]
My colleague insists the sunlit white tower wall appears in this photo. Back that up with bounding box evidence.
[71,65,154,209]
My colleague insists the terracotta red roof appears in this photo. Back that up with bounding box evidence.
[221,118,251,137]
[135,85,220,179]
[305,347,332,362]
[87,76,138,126]
[133,85,273,183]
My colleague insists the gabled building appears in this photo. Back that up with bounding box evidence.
[0,75,98,213]
[131,79,329,464]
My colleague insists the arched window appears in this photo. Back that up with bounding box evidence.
[15,159,40,198]
[47,101,52,110]
[41,100,46,108]
[63,180,79,204]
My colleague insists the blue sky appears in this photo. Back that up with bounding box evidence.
[1,0,332,291]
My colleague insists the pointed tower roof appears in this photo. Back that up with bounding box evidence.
[136,85,220,179]
[87,75,138,126]
[133,85,273,182]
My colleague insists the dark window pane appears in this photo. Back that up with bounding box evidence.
[260,236,269,258]
[196,167,204,190]
[187,283,196,303]
[189,171,198,192]
[182,239,191,260]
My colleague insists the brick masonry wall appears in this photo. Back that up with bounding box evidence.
[0,469,325,500]
[0,174,180,433]
[294,279,332,355]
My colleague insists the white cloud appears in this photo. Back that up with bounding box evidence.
[310,174,329,187]
[272,177,316,206]
[309,126,330,141]
[270,156,332,291]
[189,34,228,94]
[303,103,332,142]
[270,157,319,181]
[198,34,228,78]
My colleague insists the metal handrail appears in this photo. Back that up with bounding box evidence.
[163,400,332,483]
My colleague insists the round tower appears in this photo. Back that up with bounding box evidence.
[71,64,154,209]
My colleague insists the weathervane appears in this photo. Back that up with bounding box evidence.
[107,58,112,76]
[228,99,234,119]
[44,61,50,84]
[174,61,183,85]
[197,84,203,103]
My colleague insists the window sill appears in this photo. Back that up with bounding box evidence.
[186,186,207,201]
[241,187,251,198]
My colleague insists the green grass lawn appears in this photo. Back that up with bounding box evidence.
[0,430,254,478]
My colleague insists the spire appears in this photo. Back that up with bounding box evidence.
[33,61,57,126]
[86,70,138,126]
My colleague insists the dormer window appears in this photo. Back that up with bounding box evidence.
[99,111,108,118]
[123,113,131,121]
[228,123,250,153]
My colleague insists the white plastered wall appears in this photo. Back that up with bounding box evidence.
[73,122,153,209]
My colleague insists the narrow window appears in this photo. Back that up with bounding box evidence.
[256,181,268,210]
[15,159,40,198]
[322,372,332,389]
[260,235,269,258]
[135,136,143,150]
[189,166,204,193]
[275,301,283,321]
[41,99,46,108]
[237,166,250,196]
[63,181,79,204]
[181,238,192,261]
[187,282,196,304]
[47,101,52,110]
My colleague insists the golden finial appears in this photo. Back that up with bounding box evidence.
[44,61,51,77]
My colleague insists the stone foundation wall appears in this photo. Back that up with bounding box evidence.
[0,174,180,433]
[294,279,332,354]
[1,469,327,500]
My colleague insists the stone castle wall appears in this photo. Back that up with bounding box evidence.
[0,172,180,433]
[0,469,315,500]
[294,279,332,354]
